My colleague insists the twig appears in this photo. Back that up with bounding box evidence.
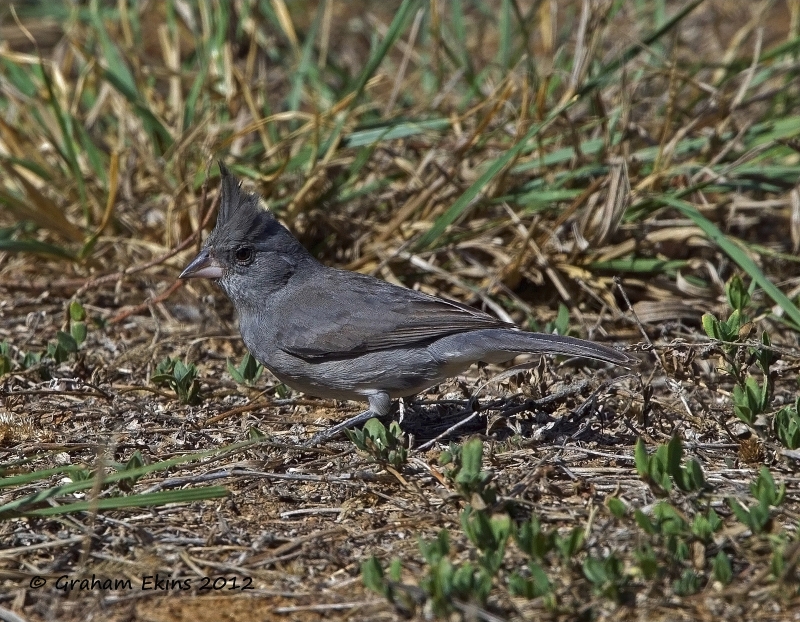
[109,280,183,325]
[273,602,384,614]
[74,190,220,299]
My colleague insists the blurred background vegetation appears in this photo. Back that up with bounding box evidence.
[1,0,799,336]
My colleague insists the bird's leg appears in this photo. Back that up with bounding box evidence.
[305,391,392,445]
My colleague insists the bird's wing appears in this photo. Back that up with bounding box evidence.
[277,269,513,361]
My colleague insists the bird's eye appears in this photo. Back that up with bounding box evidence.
[235,247,253,264]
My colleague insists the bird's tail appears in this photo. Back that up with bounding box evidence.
[507,331,635,365]
[431,329,636,367]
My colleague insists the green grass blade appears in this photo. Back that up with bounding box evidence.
[22,486,229,517]
[0,465,87,488]
[287,0,325,126]
[318,0,422,160]
[413,1,705,251]
[0,238,76,261]
[0,439,257,517]
[39,62,89,225]
[89,0,173,151]
[660,195,800,329]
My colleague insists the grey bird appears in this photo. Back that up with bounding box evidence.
[181,164,635,443]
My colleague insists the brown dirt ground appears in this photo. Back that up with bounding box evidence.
[1,263,799,621]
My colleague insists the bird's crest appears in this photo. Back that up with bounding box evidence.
[208,162,281,248]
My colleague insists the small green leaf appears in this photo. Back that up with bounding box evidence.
[155,357,175,376]
[712,551,732,584]
[665,435,684,479]
[21,351,41,369]
[725,275,750,312]
[701,313,722,340]
[389,558,402,583]
[684,459,706,491]
[69,300,86,321]
[248,426,266,440]
[582,556,606,584]
[634,438,649,478]
[724,309,744,338]
[634,509,656,535]
[554,303,570,336]
[607,496,626,518]
[226,358,245,384]
[732,384,755,425]
[673,569,700,596]
[364,418,389,445]
[0,344,11,375]
[634,545,659,579]
[727,497,754,530]
[459,438,484,481]
[71,322,87,345]
[56,330,78,354]
[361,557,387,596]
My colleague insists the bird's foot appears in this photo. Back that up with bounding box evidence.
[305,408,379,446]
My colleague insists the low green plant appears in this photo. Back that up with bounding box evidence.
[460,506,512,578]
[361,557,414,615]
[633,544,660,580]
[439,438,497,507]
[418,529,491,615]
[634,501,691,561]
[582,552,626,600]
[345,419,408,469]
[712,550,733,585]
[634,436,705,494]
[691,507,723,542]
[46,331,80,364]
[0,341,12,376]
[226,352,264,385]
[672,568,700,596]
[151,357,202,405]
[701,275,751,358]
[774,397,800,450]
[731,374,770,427]
[768,533,795,580]
[702,276,774,427]
[45,300,89,364]
[554,526,586,566]
[514,514,556,562]
[727,466,785,534]
[361,438,789,616]
[363,528,497,618]
[508,561,553,602]
[113,450,146,492]
[508,513,581,607]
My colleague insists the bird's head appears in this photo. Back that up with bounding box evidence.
[180,163,313,310]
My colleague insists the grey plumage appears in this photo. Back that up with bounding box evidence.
[181,163,635,443]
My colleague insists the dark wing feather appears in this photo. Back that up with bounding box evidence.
[278,268,513,360]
